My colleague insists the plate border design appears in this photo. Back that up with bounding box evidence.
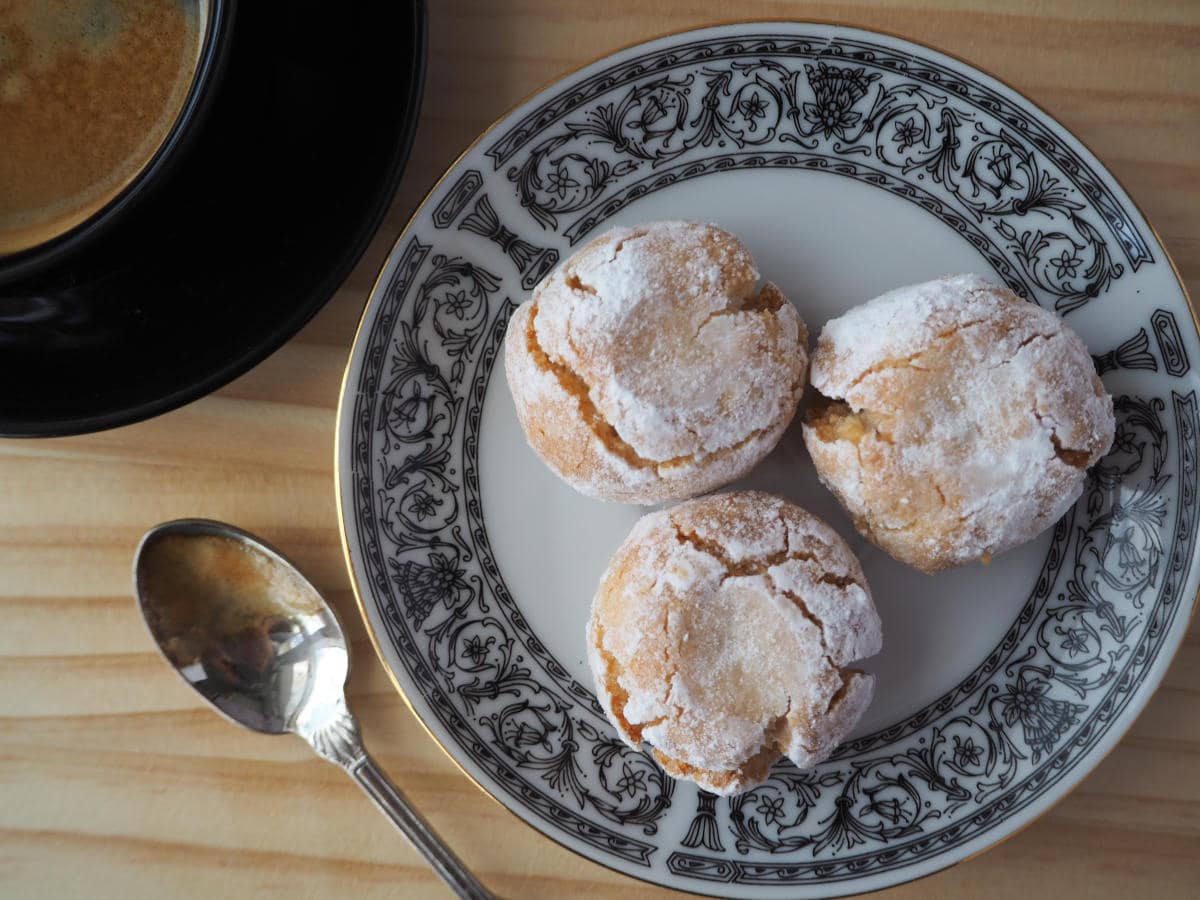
[484,32,1153,274]
[337,21,1198,897]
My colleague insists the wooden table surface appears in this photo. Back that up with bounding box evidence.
[3,1,1197,897]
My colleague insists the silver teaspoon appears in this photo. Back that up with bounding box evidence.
[133,519,493,900]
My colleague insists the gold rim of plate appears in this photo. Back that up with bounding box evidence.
[333,17,1199,897]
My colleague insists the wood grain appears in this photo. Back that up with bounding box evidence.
[2,1,1197,897]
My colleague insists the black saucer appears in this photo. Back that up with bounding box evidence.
[0,1,426,437]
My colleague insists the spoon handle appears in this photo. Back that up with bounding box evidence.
[303,703,492,898]
[349,752,494,900]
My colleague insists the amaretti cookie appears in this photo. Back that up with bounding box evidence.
[587,491,882,795]
[505,221,807,504]
[803,274,1115,574]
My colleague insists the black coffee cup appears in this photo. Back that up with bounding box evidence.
[0,0,425,437]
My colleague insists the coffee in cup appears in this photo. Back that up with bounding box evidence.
[0,0,209,256]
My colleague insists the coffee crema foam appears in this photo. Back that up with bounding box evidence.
[0,0,207,255]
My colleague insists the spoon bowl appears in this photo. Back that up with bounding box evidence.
[132,518,491,899]
[134,519,349,737]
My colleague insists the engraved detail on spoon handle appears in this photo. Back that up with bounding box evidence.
[302,699,367,768]
[301,704,491,898]
[350,753,494,900]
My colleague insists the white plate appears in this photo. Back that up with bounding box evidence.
[336,22,1198,897]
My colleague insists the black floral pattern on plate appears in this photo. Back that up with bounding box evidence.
[344,26,1197,894]
[501,53,1131,314]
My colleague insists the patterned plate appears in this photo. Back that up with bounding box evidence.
[336,22,1197,897]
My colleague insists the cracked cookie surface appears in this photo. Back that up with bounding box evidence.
[803,273,1115,574]
[504,221,807,504]
[586,491,882,795]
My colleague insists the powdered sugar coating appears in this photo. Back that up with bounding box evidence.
[803,274,1116,573]
[587,491,882,795]
[505,221,807,504]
